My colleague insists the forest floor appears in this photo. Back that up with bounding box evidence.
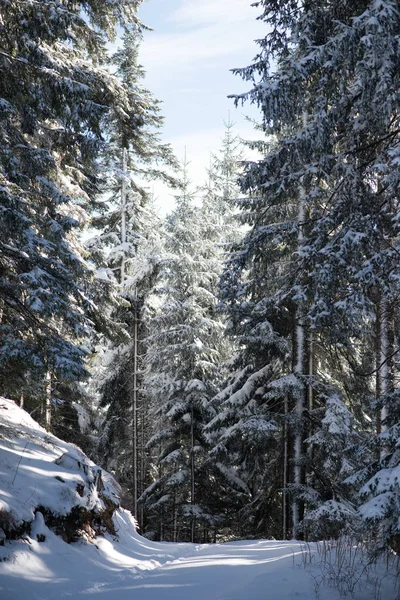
[0,398,399,600]
[1,509,399,600]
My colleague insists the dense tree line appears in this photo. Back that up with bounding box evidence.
[2,0,400,553]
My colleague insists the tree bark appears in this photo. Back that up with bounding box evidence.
[283,394,288,539]
[45,371,52,431]
[120,147,128,283]
[132,299,138,518]
[190,404,195,543]
[376,294,392,459]
[292,147,306,539]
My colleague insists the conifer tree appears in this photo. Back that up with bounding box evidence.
[142,158,229,542]
[88,29,177,519]
[220,0,400,543]
[202,118,243,237]
[0,0,143,424]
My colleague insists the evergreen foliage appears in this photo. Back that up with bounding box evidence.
[4,0,400,555]
[87,28,177,520]
[218,0,400,543]
[0,0,142,419]
[142,159,230,542]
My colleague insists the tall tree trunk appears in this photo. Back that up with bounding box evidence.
[379,296,389,432]
[376,294,392,455]
[173,498,178,542]
[120,146,139,519]
[120,147,128,283]
[45,371,52,431]
[375,171,391,441]
[138,398,145,531]
[159,451,164,541]
[305,336,314,506]
[132,299,138,518]
[283,394,288,540]
[190,404,195,543]
[292,159,306,539]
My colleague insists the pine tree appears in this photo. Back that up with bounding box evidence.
[142,158,229,542]
[0,0,143,425]
[223,0,400,545]
[95,200,166,518]
[88,28,177,520]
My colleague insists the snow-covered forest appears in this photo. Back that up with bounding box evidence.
[2,0,400,578]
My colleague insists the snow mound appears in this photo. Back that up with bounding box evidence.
[0,397,120,541]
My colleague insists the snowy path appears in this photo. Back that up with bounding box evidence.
[0,510,319,600]
[0,511,382,600]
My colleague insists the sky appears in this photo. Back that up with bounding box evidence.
[137,0,266,212]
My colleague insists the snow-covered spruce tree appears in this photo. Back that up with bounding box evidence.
[88,29,177,521]
[201,118,243,244]
[191,130,248,537]
[0,0,144,428]
[270,0,400,548]
[213,114,307,540]
[217,0,400,541]
[300,392,363,539]
[93,27,177,266]
[94,202,166,520]
[215,229,296,539]
[142,159,230,542]
[202,124,287,539]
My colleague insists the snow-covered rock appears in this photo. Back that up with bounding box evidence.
[0,397,121,542]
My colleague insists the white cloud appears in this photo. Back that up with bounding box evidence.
[136,0,266,216]
[141,25,256,71]
[169,0,258,27]
[140,1,264,71]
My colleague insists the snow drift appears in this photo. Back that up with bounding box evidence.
[0,397,120,543]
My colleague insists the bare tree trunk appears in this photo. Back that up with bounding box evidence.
[292,158,306,539]
[138,398,145,532]
[173,491,178,542]
[379,296,389,432]
[376,294,392,463]
[306,337,314,495]
[159,452,164,541]
[191,405,195,543]
[45,371,51,431]
[375,170,391,442]
[308,337,314,421]
[283,394,288,540]
[292,320,304,537]
[120,146,127,283]
[132,300,138,518]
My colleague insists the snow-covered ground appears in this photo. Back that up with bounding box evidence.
[2,511,399,600]
[0,398,399,600]
[0,510,321,600]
